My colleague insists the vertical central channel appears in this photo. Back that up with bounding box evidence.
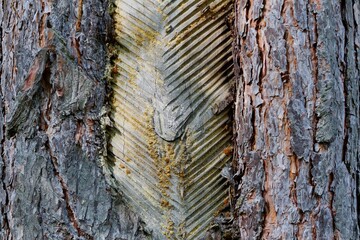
[107,0,234,239]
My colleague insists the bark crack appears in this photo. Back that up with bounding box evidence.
[340,0,351,174]
[305,1,318,192]
[342,0,360,234]
[38,0,48,48]
[72,0,83,64]
[307,3,320,239]
[0,8,10,236]
[45,140,93,239]
[354,2,359,74]
[355,0,360,232]
[1,102,10,239]
[252,1,274,238]
[75,0,83,32]
[329,172,335,234]
[39,54,91,238]
[308,4,319,152]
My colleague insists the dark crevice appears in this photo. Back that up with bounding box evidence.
[1,101,10,238]
[232,30,244,237]
[255,0,267,237]
[280,0,286,17]
[310,11,319,152]
[329,172,335,233]
[340,2,360,235]
[305,12,323,229]
[356,21,360,240]
[250,99,256,150]
[340,0,351,174]
[72,0,83,65]
[357,170,360,236]
[75,0,83,32]
[354,3,359,75]
[306,3,320,239]
[347,0,360,234]
[245,0,251,26]
[0,1,10,236]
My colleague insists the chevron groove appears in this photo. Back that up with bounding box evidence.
[165,38,232,91]
[164,20,230,69]
[107,0,234,239]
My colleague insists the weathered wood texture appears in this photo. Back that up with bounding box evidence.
[0,0,150,239]
[106,1,234,239]
[233,0,359,239]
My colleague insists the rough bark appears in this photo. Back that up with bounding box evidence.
[233,0,359,239]
[0,0,149,239]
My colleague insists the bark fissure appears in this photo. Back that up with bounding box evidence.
[38,51,91,238]
[329,172,335,235]
[46,140,92,239]
[306,8,321,237]
[354,3,359,74]
[38,0,47,48]
[340,0,351,174]
[72,0,83,65]
[256,1,267,222]
[0,3,10,236]
[354,1,360,233]
[308,6,319,152]
[304,0,318,202]
[0,104,10,239]
[75,0,83,32]
[341,0,360,236]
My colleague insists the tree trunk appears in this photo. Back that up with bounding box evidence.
[0,1,149,239]
[0,0,359,239]
[233,0,359,239]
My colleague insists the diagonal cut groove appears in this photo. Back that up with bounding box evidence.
[106,0,235,239]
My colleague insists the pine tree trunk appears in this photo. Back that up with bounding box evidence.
[1,0,359,239]
[233,0,359,239]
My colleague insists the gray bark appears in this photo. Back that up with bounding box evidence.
[233,0,360,239]
[0,0,149,239]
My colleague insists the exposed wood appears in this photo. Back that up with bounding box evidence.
[106,0,234,239]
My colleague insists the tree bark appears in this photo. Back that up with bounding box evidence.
[0,0,149,239]
[233,0,359,239]
[0,0,359,239]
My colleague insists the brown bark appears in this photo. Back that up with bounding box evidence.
[233,0,359,239]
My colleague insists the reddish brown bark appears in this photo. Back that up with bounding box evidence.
[233,0,359,239]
